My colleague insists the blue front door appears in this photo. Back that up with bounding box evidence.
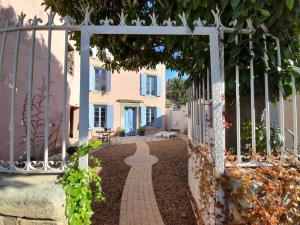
[124,107,137,136]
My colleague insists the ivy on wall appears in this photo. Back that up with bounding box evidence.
[189,141,300,225]
[220,162,300,225]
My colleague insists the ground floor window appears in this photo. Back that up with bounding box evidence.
[146,107,156,127]
[94,105,106,128]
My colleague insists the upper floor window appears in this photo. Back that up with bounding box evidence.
[95,68,107,91]
[94,105,106,128]
[146,75,156,96]
[146,107,156,127]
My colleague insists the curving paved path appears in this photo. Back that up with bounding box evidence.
[119,139,164,225]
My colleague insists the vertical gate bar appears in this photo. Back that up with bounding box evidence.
[249,34,256,153]
[263,34,271,156]
[210,31,225,174]
[206,69,211,132]
[276,38,285,161]
[200,80,203,144]
[235,35,241,162]
[9,29,21,169]
[44,25,52,170]
[190,85,193,140]
[198,82,202,144]
[26,26,37,168]
[61,28,68,167]
[207,69,210,100]
[191,84,195,141]
[195,85,197,143]
[78,28,90,168]
[0,31,7,76]
[195,85,199,144]
[202,77,206,144]
[188,88,191,139]
[193,85,196,142]
[291,75,298,157]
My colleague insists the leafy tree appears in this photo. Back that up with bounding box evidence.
[166,77,187,107]
[42,0,300,102]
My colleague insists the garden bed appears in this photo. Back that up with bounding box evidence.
[91,143,136,225]
[148,139,197,225]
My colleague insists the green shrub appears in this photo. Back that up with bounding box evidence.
[241,120,283,155]
[137,127,145,134]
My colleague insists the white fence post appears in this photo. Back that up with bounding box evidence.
[78,27,90,168]
[249,34,256,153]
[263,34,271,156]
[291,75,298,157]
[9,28,21,170]
[26,21,37,169]
[61,26,68,168]
[235,35,241,162]
[210,30,225,174]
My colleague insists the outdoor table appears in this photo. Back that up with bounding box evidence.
[95,130,114,145]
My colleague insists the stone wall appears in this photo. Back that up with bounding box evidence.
[0,174,66,225]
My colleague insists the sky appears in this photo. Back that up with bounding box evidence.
[166,69,179,80]
[166,69,188,81]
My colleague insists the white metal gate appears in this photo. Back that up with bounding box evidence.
[3,6,289,174]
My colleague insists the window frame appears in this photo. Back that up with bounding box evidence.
[94,105,106,128]
[146,107,156,127]
[94,67,107,91]
[146,75,157,96]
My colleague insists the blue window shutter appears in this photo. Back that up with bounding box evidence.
[106,71,111,92]
[156,76,162,97]
[89,104,94,129]
[140,106,146,127]
[89,66,95,91]
[106,105,114,129]
[140,74,146,96]
[156,107,162,128]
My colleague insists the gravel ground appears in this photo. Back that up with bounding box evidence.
[148,139,197,225]
[91,144,136,225]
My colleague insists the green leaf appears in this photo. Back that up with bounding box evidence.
[285,0,294,10]
[259,9,270,17]
[199,0,208,8]
[192,0,200,9]
[291,65,300,77]
[230,0,240,8]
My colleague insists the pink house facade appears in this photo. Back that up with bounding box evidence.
[0,0,80,160]
[86,57,166,136]
[0,0,166,162]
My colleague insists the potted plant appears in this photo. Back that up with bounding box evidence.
[116,127,126,137]
[137,127,145,136]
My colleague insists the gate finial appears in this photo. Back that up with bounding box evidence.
[179,12,188,27]
[17,12,26,27]
[82,5,93,25]
[149,12,158,26]
[46,9,55,26]
[118,10,127,26]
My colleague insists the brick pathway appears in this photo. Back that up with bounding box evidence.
[120,139,164,225]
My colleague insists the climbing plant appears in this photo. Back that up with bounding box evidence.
[59,141,105,225]
[220,162,300,225]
